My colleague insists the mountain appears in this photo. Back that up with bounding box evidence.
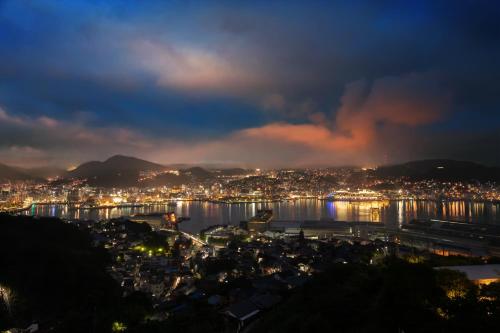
[0,157,240,185]
[4,156,498,185]
[372,159,500,182]
[180,166,213,181]
[68,155,165,178]
[0,164,65,182]
[0,163,34,182]
[216,168,249,176]
[24,166,66,179]
[67,155,166,187]
[132,165,216,186]
[140,173,190,187]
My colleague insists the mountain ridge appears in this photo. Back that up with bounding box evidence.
[68,155,165,178]
[1,156,499,185]
[65,155,167,187]
[373,159,500,182]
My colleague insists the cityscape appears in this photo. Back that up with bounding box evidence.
[2,156,499,211]
[1,1,500,333]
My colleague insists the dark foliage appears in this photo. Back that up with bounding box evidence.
[252,258,500,333]
[0,214,123,332]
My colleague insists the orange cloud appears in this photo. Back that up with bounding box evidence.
[235,72,451,154]
[240,123,364,150]
[338,72,449,127]
[0,72,451,168]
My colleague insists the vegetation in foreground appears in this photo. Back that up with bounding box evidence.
[2,214,500,332]
[252,259,500,333]
[0,214,151,332]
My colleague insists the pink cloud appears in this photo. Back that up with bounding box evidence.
[37,116,59,128]
[0,72,451,168]
[239,122,361,151]
[0,108,27,126]
[232,72,451,155]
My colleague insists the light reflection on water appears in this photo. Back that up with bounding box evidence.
[24,199,500,233]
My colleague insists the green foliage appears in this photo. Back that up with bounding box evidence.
[436,269,475,299]
[142,232,169,250]
[223,234,249,252]
[130,302,230,333]
[112,321,127,332]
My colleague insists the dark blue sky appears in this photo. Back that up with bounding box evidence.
[0,0,499,167]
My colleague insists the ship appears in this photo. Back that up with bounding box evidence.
[325,190,388,201]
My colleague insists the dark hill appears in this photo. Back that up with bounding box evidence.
[140,173,190,187]
[64,156,222,187]
[373,159,500,182]
[216,168,249,176]
[69,155,164,178]
[0,163,36,182]
[67,155,166,187]
[0,214,121,331]
[181,166,213,181]
[252,258,500,332]
[23,166,66,179]
[0,164,66,182]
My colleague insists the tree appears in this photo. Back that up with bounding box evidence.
[0,214,122,332]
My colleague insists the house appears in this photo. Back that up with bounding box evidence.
[226,294,282,330]
[226,300,260,327]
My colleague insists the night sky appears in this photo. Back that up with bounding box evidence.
[0,0,499,168]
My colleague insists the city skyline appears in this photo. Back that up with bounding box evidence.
[3,2,500,331]
[1,1,499,168]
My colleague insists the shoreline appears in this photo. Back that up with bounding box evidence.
[2,197,499,215]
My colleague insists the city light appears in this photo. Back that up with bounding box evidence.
[0,284,12,314]
[0,1,499,331]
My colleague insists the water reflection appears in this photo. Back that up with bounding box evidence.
[24,199,500,233]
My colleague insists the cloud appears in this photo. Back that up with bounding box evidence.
[240,123,356,150]
[0,108,25,126]
[138,72,452,167]
[261,93,286,111]
[131,40,263,94]
[0,1,499,166]
[37,116,59,128]
[339,72,450,126]
[230,72,451,154]
[0,72,453,168]
[0,107,151,166]
[334,72,451,145]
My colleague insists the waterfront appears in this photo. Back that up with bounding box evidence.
[23,199,500,233]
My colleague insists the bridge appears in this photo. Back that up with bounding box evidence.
[158,227,209,247]
[179,230,209,246]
